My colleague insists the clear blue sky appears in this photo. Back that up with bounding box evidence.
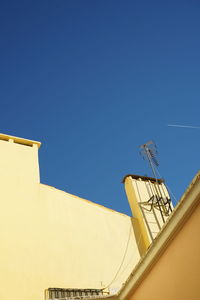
[1,0,200,215]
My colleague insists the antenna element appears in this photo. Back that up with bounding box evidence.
[140,141,158,178]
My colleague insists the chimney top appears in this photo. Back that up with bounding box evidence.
[122,174,164,184]
[0,133,41,148]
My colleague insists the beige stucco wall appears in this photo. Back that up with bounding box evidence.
[128,199,200,300]
[0,137,140,300]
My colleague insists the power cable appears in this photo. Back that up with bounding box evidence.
[102,223,132,290]
[153,165,178,205]
[119,232,142,278]
[102,225,143,291]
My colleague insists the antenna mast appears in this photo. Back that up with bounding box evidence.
[140,141,159,179]
[139,140,172,219]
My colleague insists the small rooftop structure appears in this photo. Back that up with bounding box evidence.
[122,174,164,184]
[0,133,41,148]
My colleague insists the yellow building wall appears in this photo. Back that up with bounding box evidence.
[128,200,200,300]
[0,136,140,300]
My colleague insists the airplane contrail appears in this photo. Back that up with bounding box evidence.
[167,124,200,129]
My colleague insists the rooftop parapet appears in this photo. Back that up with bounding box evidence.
[0,133,41,148]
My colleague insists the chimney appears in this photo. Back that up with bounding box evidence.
[0,133,41,186]
[123,174,173,256]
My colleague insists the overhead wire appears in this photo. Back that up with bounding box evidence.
[102,223,132,291]
[112,231,143,283]
[153,164,178,205]
[102,223,143,291]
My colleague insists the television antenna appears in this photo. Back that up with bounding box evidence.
[140,140,159,179]
[139,141,172,218]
